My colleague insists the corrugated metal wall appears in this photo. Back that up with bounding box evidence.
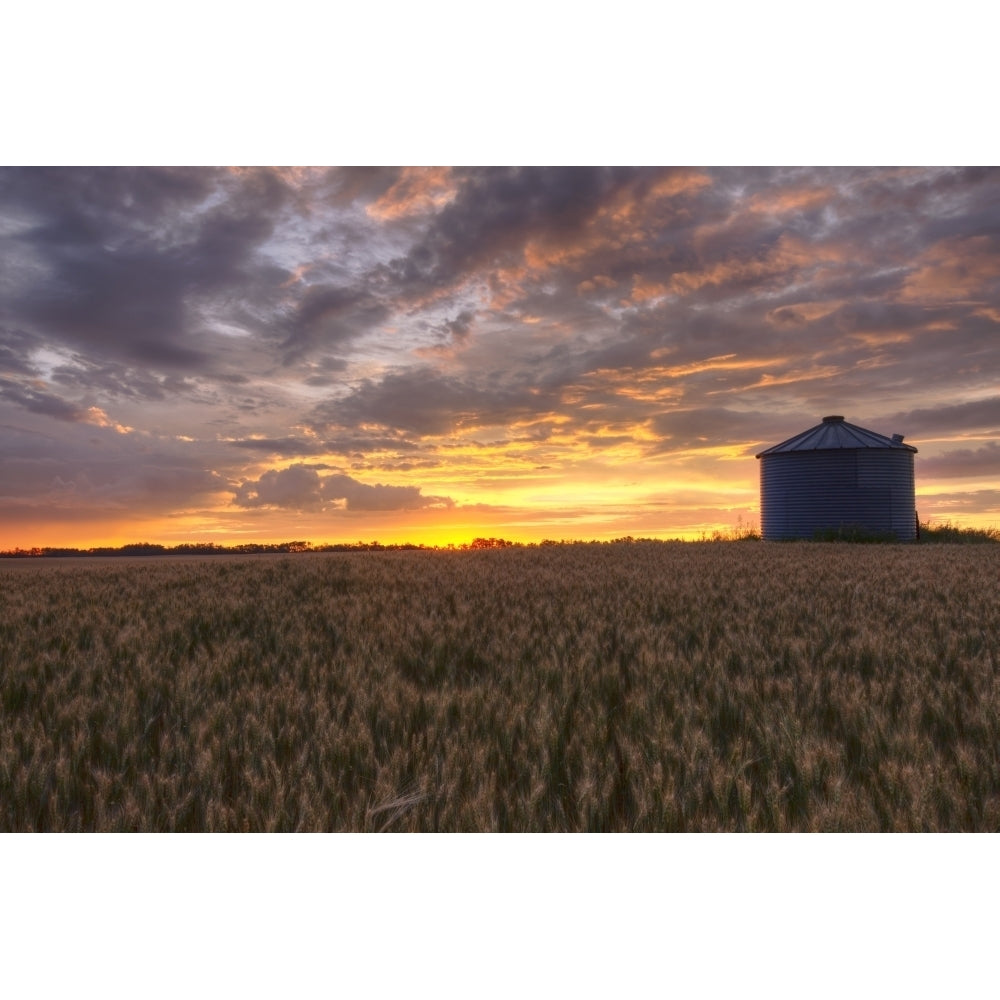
[759,449,916,540]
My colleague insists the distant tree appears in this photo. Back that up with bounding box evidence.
[468,537,515,550]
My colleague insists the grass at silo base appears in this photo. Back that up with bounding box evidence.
[2,542,998,831]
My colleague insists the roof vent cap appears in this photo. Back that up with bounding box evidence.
[822,415,845,423]
[891,433,904,444]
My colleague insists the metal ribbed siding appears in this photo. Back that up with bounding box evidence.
[756,417,917,541]
[759,449,916,540]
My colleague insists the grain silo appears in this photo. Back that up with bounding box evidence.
[756,415,918,541]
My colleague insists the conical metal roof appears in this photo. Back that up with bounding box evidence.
[755,415,918,457]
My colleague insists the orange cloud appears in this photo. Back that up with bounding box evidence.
[645,170,714,201]
[82,406,133,434]
[647,353,785,378]
[630,276,670,303]
[731,364,846,392]
[366,167,458,220]
[597,169,713,231]
[523,231,618,273]
[847,330,915,347]
[898,235,1000,305]
[523,171,713,276]
[561,357,786,409]
[747,186,834,216]
[669,234,846,296]
[577,274,617,295]
[279,263,316,289]
[766,299,846,326]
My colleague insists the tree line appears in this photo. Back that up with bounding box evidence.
[0,538,525,558]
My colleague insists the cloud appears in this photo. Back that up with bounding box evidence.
[649,407,789,453]
[320,430,422,455]
[233,465,325,509]
[47,357,173,401]
[279,283,391,362]
[0,413,228,518]
[919,442,1000,478]
[227,436,327,457]
[386,167,665,294]
[322,474,453,511]
[887,397,1000,437]
[313,367,551,437]
[365,167,459,221]
[81,406,133,434]
[918,489,1000,515]
[3,173,226,363]
[898,235,1000,305]
[0,376,83,421]
[0,327,41,376]
[441,310,475,345]
[2,167,317,379]
[232,464,453,512]
[2,166,1000,543]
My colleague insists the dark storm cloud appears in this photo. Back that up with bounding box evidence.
[233,464,452,512]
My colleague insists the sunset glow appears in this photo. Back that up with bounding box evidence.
[1,166,998,549]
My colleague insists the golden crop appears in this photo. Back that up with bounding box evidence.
[2,542,998,831]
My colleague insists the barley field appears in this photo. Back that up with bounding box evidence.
[2,542,998,831]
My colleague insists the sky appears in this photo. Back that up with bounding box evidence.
[1,165,998,548]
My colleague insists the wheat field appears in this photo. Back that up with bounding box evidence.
[2,541,998,831]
